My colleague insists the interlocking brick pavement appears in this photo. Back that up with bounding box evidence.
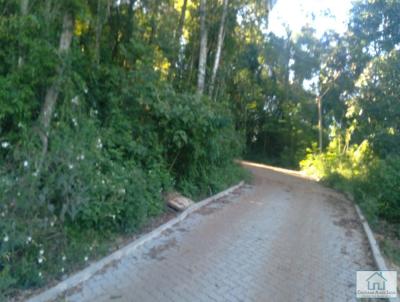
[62,163,375,302]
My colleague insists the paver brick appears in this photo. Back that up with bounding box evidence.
[65,164,374,302]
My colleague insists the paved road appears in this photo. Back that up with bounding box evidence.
[63,162,374,302]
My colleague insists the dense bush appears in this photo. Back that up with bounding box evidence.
[0,1,249,296]
[300,136,400,228]
[300,135,373,181]
[356,155,400,224]
[0,80,244,298]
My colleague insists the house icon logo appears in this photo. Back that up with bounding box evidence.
[356,270,397,298]
[366,271,386,291]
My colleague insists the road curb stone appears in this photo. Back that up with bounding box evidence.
[354,204,399,302]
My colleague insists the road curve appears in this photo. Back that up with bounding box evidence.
[63,162,374,302]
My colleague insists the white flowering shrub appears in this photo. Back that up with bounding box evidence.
[0,115,170,296]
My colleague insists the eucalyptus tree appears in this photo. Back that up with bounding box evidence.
[39,13,74,160]
[209,0,228,97]
[197,0,208,94]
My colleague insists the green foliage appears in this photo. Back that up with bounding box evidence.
[0,75,245,295]
[300,141,400,233]
[0,117,159,289]
[298,0,400,265]
[358,155,400,223]
[300,133,373,181]
[347,50,400,157]
[233,27,321,168]
[0,87,243,296]
[350,0,400,53]
[0,0,246,297]
[381,239,400,266]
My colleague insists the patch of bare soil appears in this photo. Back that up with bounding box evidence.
[196,204,223,215]
[145,238,178,261]
[177,227,188,233]
[55,284,83,302]
[326,194,350,215]
[94,259,121,276]
[324,193,367,240]
[195,187,246,216]
[333,217,359,229]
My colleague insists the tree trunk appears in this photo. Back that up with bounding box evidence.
[38,13,74,158]
[94,0,111,64]
[125,0,136,44]
[209,0,228,97]
[21,0,28,14]
[176,0,188,43]
[148,3,159,45]
[317,96,323,153]
[196,0,207,95]
[111,6,121,61]
[316,71,341,153]
[18,0,29,67]
[169,0,188,79]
